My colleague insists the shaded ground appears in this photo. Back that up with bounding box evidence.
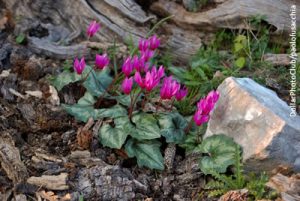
[0,29,216,200]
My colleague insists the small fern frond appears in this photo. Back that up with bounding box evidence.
[234,144,245,188]
[205,180,226,190]
[208,189,227,197]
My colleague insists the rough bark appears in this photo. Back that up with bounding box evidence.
[2,0,299,62]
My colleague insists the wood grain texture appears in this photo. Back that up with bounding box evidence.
[3,0,299,62]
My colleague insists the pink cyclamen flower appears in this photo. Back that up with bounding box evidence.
[122,57,134,77]
[160,76,180,100]
[197,99,214,115]
[151,65,165,80]
[134,72,145,89]
[140,49,155,62]
[131,55,144,72]
[193,90,220,126]
[73,57,86,75]
[87,21,100,37]
[175,86,188,101]
[134,71,158,92]
[134,71,157,91]
[95,54,109,69]
[206,90,220,103]
[138,38,149,52]
[122,77,133,95]
[193,110,210,126]
[149,35,160,50]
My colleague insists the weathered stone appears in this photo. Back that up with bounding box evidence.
[205,77,300,172]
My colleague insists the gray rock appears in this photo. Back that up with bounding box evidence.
[205,77,300,172]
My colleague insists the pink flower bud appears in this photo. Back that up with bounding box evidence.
[206,90,220,103]
[122,57,134,77]
[87,21,100,38]
[122,77,133,95]
[73,57,86,75]
[134,72,145,88]
[149,35,160,50]
[175,86,188,101]
[193,90,220,126]
[95,54,109,69]
[193,111,209,126]
[138,38,149,52]
[145,71,155,91]
[140,49,155,62]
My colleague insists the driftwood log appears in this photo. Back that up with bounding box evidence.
[2,0,300,62]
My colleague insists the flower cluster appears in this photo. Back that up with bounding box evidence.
[120,36,187,102]
[73,21,110,74]
[193,90,220,126]
[74,21,188,109]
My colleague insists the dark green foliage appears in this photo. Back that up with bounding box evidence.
[203,143,274,200]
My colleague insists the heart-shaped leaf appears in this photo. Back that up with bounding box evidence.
[158,113,188,144]
[130,113,161,140]
[51,71,82,91]
[125,139,164,170]
[63,92,127,122]
[62,91,96,122]
[99,117,130,149]
[198,134,240,174]
[83,68,113,97]
[94,105,128,119]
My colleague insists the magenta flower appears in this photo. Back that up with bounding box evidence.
[134,72,145,89]
[197,99,214,115]
[149,35,160,50]
[134,67,162,92]
[95,54,109,69]
[130,55,142,72]
[160,76,180,100]
[157,66,165,79]
[138,39,149,52]
[122,57,134,77]
[175,86,188,101]
[73,57,86,75]
[193,90,220,126]
[87,21,100,38]
[122,77,133,95]
[206,90,220,103]
[140,49,155,62]
[193,110,210,126]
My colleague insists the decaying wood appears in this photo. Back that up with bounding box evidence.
[0,132,28,184]
[27,173,69,190]
[218,189,248,201]
[151,0,300,33]
[77,117,94,149]
[267,173,300,201]
[3,0,299,63]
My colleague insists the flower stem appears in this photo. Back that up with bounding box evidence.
[141,91,148,109]
[169,99,175,111]
[184,117,194,134]
[156,98,162,113]
[129,90,142,119]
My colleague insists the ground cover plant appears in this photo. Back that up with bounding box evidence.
[51,20,223,171]
[50,19,279,200]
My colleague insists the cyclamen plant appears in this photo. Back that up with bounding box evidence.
[52,20,220,170]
